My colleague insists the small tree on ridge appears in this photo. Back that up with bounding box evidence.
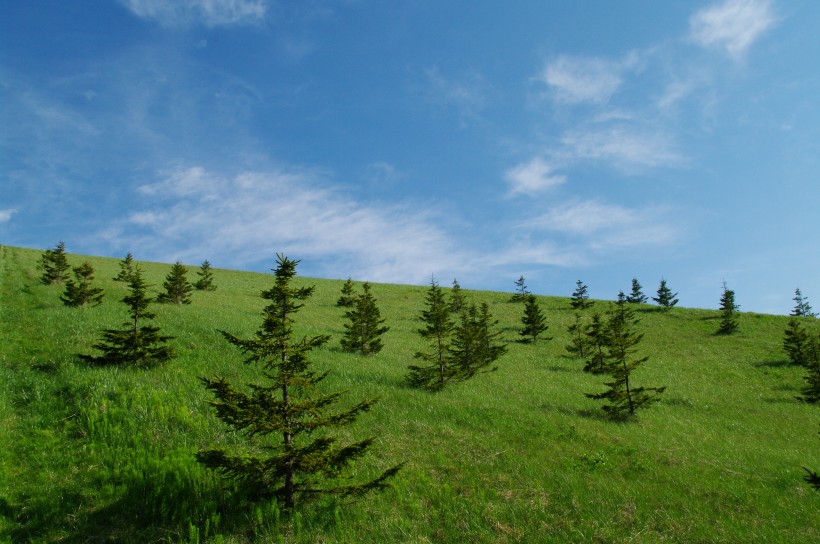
[157,261,193,305]
[61,262,104,307]
[653,278,679,310]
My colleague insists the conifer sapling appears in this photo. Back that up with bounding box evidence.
[450,278,466,313]
[570,280,593,310]
[625,278,647,304]
[61,262,104,307]
[717,282,739,335]
[336,277,356,307]
[38,241,70,285]
[114,252,135,282]
[652,278,679,310]
[156,261,193,305]
[509,275,530,303]
[340,282,389,355]
[407,277,455,389]
[520,294,549,343]
[193,260,217,291]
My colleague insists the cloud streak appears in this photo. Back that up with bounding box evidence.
[540,53,639,104]
[504,157,566,196]
[119,0,267,27]
[689,0,775,58]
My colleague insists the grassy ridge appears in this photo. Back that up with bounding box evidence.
[0,244,817,543]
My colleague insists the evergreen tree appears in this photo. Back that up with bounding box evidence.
[197,255,401,508]
[114,252,135,282]
[407,278,455,389]
[520,294,549,343]
[791,288,816,318]
[585,292,665,419]
[783,317,812,367]
[717,282,739,335]
[340,282,389,355]
[798,332,820,403]
[336,277,356,307]
[38,241,70,285]
[652,278,679,310]
[625,278,647,304]
[61,262,104,307]
[582,312,608,374]
[570,280,593,310]
[565,313,588,359]
[448,303,506,382]
[80,268,174,366]
[156,261,193,305]
[450,278,466,313]
[509,276,530,303]
[193,260,217,291]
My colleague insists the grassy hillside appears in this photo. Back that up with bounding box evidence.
[1,244,817,543]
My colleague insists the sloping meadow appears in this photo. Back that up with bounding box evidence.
[0,245,817,542]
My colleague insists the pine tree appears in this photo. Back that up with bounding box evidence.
[114,252,135,282]
[798,332,820,403]
[586,292,665,419]
[791,288,816,318]
[61,262,104,307]
[570,280,593,310]
[336,277,356,307]
[520,294,549,343]
[625,278,647,304]
[450,278,466,313]
[448,303,506,382]
[582,312,608,374]
[80,268,174,366]
[717,282,739,335]
[197,255,401,508]
[193,260,217,291]
[783,317,812,367]
[407,278,455,389]
[38,241,70,285]
[509,276,530,303]
[156,261,193,305]
[652,278,679,310]
[565,313,588,359]
[340,282,389,355]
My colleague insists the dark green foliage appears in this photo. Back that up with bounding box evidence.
[565,313,588,359]
[38,241,70,285]
[197,255,401,508]
[450,278,465,313]
[783,317,813,367]
[798,333,820,403]
[586,292,665,419]
[340,282,389,355]
[448,303,507,382]
[625,278,647,304]
[717,283,739,335]
[520,294,549,343]
[509,276,530,303]
[336,277,356,307]
[60,262,104,307]
[570,280,593,310]
[791,288,816,318]
[80,267,174,366]
[113,252,135,282]
[193,260,217,291]
[582,312,608,374]
[652,278,679,310]
[407,278,455,389]
[156,261,193,305]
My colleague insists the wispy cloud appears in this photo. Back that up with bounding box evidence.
[0,209,17,223]
[119,0,267,27]
[539,53,639,104]
[104,165,471,284]
[504,157,566,196]
[689,0,775,58]
[424,67,489,123]
[560,125,683,171]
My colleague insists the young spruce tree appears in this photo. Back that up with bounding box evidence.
[193,260,217,291]
[407,278,455,389]
[197,255,401,507]
[586,292,665,419]
[625,278,647,304]
[80,267,174,366]
[61,262,104,307]
[450,278,466,313]
[565,313,588,359]
[340,282,389,355]
[570,280,593,310]
[582,312,608,374]
[336,277,356,307]
[114,252,135,282]
[717,282,739,335]
[39,241,70,285]
[653,278,679,310]
[448,303,507,382]
[791,288,816,318]
[520,294,549,343]
[509,276,530,303]
[798,333,820,403]
[156,261,193,305]
[783,317,812,367]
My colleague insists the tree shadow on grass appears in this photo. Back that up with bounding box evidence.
[753,359,793,369]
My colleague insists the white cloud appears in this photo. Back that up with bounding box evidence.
[504,157,566,196]
[689,0,775,58]
[540,54,638,104]
[112,165,470,284]
[560,126,683,171]
[119,0,267,27]
[0,209,17,223]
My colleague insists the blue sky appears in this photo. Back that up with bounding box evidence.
[2,0,818,314]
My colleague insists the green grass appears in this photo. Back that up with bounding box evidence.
[0,244,817,543]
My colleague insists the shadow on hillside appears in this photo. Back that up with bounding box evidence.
[540,403,611,422]
[753,359,793,369]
